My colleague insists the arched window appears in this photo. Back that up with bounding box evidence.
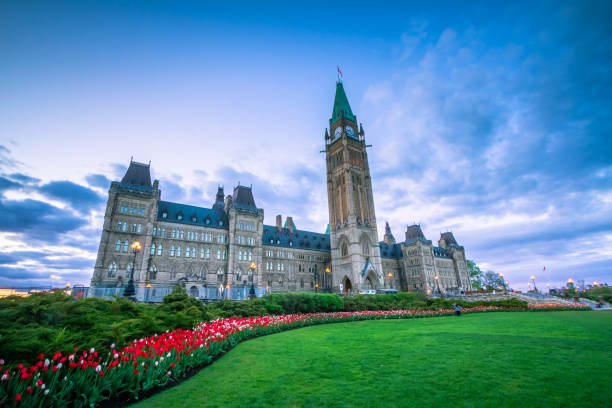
[115,240,121,251]
[361,236,370,255]
[170,245,175,257]
[217,267,224,283]
[148,264,157,280]
[341,241,348,257]
[200,247,204,259]
[150,243,156,255]
[176,246,181,257]
[247,268,253,282]
[300,278,304,288]
[189,286,198,298]
[205,248,210,259]
[192,247,196,258]
[200,265,208,280]
[157,244,162,256]
[123,240,129,252]
[107,262,117,278]
[186,247,191,258]
[236,268,242,282]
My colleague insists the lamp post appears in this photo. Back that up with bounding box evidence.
[225,283,230,300]
[387,272,393,289]
[145,283,151,302]
[325,266,331,293]
[434,275,441,296]
[123,241,141,301]
[531,275,537,293]
[499,273,505,292]
[249,262,256,299]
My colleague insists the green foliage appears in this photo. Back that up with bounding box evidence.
[343,292,428,311]
[204,299,268,319]
[467,259,484,290]
[427,297,528,309]
[260,292,344,314]
[583,286,612,303]
[0,288,209,365]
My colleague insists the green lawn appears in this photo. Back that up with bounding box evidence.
[134,311,612,408]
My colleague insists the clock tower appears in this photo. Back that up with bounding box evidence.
[325,81,383,293]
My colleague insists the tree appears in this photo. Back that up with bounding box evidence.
[466,260,484,290]
[482,271,505,292]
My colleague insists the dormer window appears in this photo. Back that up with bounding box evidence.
[177,211,183,221]
[161,209,168,219]
[218,220,223,226]
[205,216,211,225]
[289,241,293,247]
[191,214,197,223]
[270,238,274,244]
[276,239,280,244]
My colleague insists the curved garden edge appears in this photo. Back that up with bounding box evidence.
[0,305,591,408]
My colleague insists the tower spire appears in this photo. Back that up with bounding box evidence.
[331,81,355,124]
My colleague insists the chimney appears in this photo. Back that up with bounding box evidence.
[276,214,282,232]
[286,216,295,233]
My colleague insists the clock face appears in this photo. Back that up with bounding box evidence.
[333,126,342,139]
[345,125,355,137]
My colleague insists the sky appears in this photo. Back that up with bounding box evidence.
[0,1,611,291]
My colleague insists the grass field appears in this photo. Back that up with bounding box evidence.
[134,311,612,408]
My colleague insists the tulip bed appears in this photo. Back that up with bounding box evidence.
[0,304,588,407]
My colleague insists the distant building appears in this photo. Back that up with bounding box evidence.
[89,81,471,301]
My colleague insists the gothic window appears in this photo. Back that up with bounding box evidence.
[341,241,348,257]
[223,250,227,260]
[115,240,121,251]
[217,268,224,283]
[300,279,304,288]
[170,245,175,257]
[123,240,129,252]
[200,265,208,280]
[200,247,205,259]
[153,227,157,236]
[176,246,181,257]
[137,224,142,233]
[150,243,156,255]
[186,247,191,258]
[179,231,184,240]
[117,222,122,231]
[236,269,242,281]
[361,236,369,255]
[190,286,198,298]
[205,248,210,259]
[157,244,163,256]
[107,262,117,278]
[192,247,196,258]
[122,222,127,232]
[217,249,221,260]
[148,264,157,280]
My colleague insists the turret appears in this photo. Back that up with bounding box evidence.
[384,222,396,245]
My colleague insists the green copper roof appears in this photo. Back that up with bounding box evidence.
[331,81,355,124]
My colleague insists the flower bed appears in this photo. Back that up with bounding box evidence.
[0,305,587,407]
[528,303,590,311]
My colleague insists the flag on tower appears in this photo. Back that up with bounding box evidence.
[337,66,343,77]
[543,266,546,271]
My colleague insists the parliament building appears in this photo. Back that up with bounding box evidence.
[89,82,471,301]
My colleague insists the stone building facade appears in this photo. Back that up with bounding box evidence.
[89,81,470,301]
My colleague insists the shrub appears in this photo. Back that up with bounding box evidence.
[261,292,344,314]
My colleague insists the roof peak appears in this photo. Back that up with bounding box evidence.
[331,81,355,124]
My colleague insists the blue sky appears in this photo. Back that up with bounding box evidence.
[1,1,611,291]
